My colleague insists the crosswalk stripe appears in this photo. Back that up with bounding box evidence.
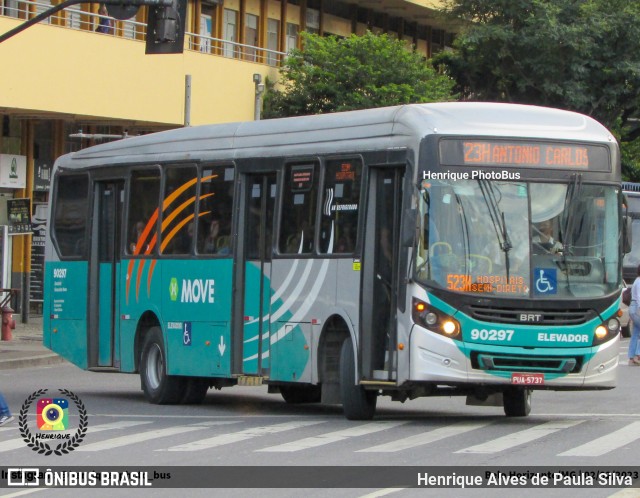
[455,420,585,454]
[559,420,640,457]
[87,421,152,432]
[164,420,325,452]
[77,425,204,452]
[357,421,492,453]
[0,420,151,452]
[257,421,408,452]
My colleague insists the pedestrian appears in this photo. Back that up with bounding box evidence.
[0,391,13,425]
[628,264,640,366]
[95,4,114,34]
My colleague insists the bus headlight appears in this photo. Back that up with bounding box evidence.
[592,318,620,346]
[594,326,607,340]
[412,298,461,340]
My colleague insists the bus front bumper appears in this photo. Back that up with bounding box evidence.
[408,325,618,389]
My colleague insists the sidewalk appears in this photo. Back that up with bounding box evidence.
[0,316,66,370]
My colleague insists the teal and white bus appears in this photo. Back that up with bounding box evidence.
[44,103,624,419]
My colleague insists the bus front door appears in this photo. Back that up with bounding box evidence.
[239,173,277,376]
[88,181,124,369]
[361,166,403,380]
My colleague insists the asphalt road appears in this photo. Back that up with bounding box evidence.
[0,338,638,497]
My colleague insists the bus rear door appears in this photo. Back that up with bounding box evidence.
[238,173,277,376]
[87,180,124,369]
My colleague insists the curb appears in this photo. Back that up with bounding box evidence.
[0,354,67,370]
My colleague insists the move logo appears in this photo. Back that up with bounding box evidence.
[169,278,179,301]
[168,277,215,303]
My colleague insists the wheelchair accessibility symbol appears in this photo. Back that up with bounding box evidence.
[534,268,557,295]
[183,322,192,346]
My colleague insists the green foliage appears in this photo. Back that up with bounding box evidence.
[263,32,456,118]
[437,0,640,178]
[621,139,640,182]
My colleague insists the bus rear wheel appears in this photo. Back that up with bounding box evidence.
[280,385,321,404]
[340,338,377,420]
[503,387,531,417]
[140,326,184,404]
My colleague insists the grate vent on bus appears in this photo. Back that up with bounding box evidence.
[466,305,594,326]
[472,352,583,374]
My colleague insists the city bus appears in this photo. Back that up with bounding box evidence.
[43,103,624,420]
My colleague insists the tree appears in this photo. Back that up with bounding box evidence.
[263,31,456,119]
[437,0,640,179]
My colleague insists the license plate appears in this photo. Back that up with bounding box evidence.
[511,373,544,385]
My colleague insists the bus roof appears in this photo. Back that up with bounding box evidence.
[58,103,616,168]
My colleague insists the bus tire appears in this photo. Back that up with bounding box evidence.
[181,378,209,404]
[503,387,531,417]
[140,326,184,404]
[280,385,321,404]
[339,338,377,420]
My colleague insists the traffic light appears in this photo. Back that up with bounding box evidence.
[145,0,187,54]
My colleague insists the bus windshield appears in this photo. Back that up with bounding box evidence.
[415,179,620,299]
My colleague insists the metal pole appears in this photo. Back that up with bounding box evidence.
[184,74,192,127]
[253,73,265,121]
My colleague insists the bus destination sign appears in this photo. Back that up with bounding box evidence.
[439,139,610,171]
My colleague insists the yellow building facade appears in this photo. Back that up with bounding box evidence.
[0,0,454,317]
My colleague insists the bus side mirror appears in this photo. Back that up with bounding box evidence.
[623,215,632,254]
[402,209,417,247]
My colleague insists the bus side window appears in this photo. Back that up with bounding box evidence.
[126,168,160,256]
[319,158,362,254]
[279,163,318,255]
[197,165,235,256]
[53,174,89,258]
[161,165,198,255]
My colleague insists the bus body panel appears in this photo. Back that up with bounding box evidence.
[160,259,233,377]
[118,258,234,376]
[45,261,89,369]
[268,257,361,383]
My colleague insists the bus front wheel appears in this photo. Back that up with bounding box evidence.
[140,326,184,404]
[339,338,377,420]
[503,387,531,417]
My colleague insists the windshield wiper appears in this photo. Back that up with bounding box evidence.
[559,173,583,290]
[562,173,583,255]
[478,179,512,278]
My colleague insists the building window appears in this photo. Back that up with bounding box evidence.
[245,13,259,61]
[2,0,20,18]
[267,18,279,66]
[200,13,213,53]
[286,22,298,52]
[223,8,238,58]
[66,7,81,29]
[34,0,51,23]
[306,8,319,34]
